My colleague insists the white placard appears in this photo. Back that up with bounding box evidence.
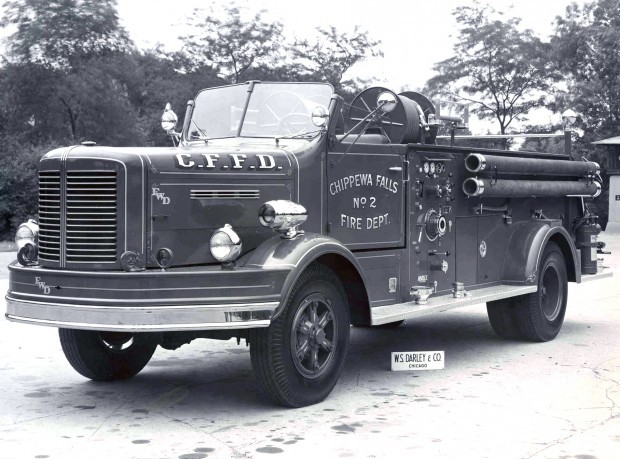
[391,351,445,371]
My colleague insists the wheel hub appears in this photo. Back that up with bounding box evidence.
[290,293,338,379]
[314,328,326,345]
[99,332,134,351]
[541,266,562,321]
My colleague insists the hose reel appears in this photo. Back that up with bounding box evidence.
[344,87,436,144]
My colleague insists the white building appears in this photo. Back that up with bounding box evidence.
[592,136,620,233]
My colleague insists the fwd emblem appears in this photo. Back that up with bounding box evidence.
[152,187,170,205]
[34,277,51,295]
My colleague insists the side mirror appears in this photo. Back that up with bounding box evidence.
[376,91,397,113]
[311,106,328,127]
[161,103,178,133]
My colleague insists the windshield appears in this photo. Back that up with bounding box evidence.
[189,82,333,140]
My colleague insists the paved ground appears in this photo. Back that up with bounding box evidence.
[1,234,619,459]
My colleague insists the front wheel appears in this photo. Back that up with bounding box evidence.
[59,329,157,381]
[250,264,350,407]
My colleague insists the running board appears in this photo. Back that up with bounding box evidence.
[371,284,537,326]
[579,270,613,283]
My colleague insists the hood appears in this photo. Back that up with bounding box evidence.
[38,138,320,268]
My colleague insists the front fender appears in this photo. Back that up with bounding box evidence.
[502,221,579,284]
[242,232,369,318]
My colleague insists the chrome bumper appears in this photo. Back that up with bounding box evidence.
[5,297,278,332]
[6,261,288,332]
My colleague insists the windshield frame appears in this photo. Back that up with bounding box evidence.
[183,81,334,143]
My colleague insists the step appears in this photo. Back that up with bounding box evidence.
[371,284,538,326]
[579,270,613,283]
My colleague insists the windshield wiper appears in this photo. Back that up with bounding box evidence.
[275,129,324,144]
[190,119,209,143]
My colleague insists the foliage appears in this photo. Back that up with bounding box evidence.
[179,2,283,84]
[519,123,568,156]
[0,134,63,236]
[177,2,382,97]
[1,0,131,69]
[552,0,620,139]
[428,2,560,134]
[290,26,383,97]
[550,0,620,229]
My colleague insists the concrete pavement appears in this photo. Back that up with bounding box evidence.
[1,236,619,459]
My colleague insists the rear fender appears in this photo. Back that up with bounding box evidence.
[502,221,579,284]
[242,232,370,319]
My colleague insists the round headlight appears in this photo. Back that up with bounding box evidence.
[258,204,277,227]
[17,243,38,266]
[210,224,242,263]
[15,219,39,249]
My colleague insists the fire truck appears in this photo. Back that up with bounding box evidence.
[5,82,612,407]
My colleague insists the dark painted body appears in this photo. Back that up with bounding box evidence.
[5,84,592,332]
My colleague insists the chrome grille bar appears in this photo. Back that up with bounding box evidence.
[65,171,118,263]
[38,171,61,262]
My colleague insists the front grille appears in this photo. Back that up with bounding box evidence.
[38,171,61,262]
[38,170,118,265]
[66,171,118,263]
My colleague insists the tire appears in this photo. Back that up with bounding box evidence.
[513,242,568,342]
[59,329,158,381]
[486,298,519,339]
[250,263,350,407]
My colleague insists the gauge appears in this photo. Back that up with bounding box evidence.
[429,162,436,174]
[423,162,430,173]
[436,163,444,173]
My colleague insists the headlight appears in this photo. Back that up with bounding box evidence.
[15,219,39,248]
[210,224,242,263]
[17,243,38,266]
[258,200,307,238]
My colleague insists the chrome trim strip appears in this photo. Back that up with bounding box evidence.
[11,280,272,292]
[6,315,271,332]
[6,298,278,332]
[190,189,260,200]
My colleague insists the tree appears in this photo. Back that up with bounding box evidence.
[0,63,68,143]
[427,2,559,134]
[179,2,283,83]
[290,26,383,97]
[1,0,131,69]
[552,0,620,139]
[0,0,146,146]
[0,133,63,237]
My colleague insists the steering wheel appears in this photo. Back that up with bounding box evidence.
[258,92,312,136]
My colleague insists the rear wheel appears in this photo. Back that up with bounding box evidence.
[59,329,157,381]
[514,242,568,341]
[486,241,568,342]
[486,297,519,339]
[250,264,350,407]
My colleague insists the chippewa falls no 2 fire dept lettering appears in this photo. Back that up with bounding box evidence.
[330,173,399,231]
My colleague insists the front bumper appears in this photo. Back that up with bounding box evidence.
[5,262,288,332]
